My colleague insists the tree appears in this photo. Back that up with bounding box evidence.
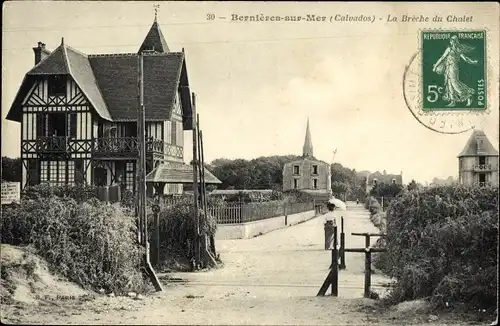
[370,182,403,198]
[1,157,22,182]
[407,179,418,192]
[331,181,350,198]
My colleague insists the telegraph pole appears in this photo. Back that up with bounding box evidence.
[191,92,200,266]
[137,52,162,291]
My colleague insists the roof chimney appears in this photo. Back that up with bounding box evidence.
[32,41,50,65]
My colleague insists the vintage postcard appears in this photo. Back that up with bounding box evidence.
[1,1,499,326]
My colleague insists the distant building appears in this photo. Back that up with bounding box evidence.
[365,170,403,194]
[458,129,499,186]
[282,119,331,202]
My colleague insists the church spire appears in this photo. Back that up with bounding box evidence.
[303,118,313,157]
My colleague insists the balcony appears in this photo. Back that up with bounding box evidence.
[92,137,183,159]
[473,164,495,172]
[21,136,183,160]
[35,136,67,152]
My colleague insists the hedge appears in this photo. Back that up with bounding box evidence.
[1,195,148,294]
[149,196,217,260]
[382,184,498,311]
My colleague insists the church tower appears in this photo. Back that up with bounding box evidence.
[282,118,332,203]
[303,118,314,158]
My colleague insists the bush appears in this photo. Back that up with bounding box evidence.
[22,183,98,203]
[383,184,498,311]
[150,197,217,261]
[1,196,148,294]
[283,189,315,203]
[364,196,382,215]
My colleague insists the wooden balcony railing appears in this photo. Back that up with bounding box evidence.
[36,136,67,152]
[22,136,183,159]
[92,137,183,159]
[93,137,139,155]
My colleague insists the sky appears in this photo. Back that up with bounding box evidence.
[2,1,499,184]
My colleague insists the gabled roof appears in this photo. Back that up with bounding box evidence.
[28,45,69,75]
[367,173,403,185]
[138,18,170,53]
[457,129,499,157]
[7,41,112,121]
[6,19,195,129]
[146,163,221,184]
[284,156,330,166]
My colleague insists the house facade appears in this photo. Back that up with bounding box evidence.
[6,17,195,195]
[282,119,331,201]
[365,170,403,194]
[458,129,499,186]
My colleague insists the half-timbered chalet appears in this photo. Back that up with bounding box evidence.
[6,17,201,195]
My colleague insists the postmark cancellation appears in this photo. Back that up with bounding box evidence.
[403,29,492,134]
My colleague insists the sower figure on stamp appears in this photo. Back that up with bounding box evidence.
[432,35,478,108]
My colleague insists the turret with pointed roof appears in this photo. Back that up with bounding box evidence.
[457,129,499,157]
[457,129,499,186]
[303,118,313,158]
[138,14,170,54]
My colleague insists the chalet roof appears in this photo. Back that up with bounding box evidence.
[146,164,221,184]
[457,129,499,157]
[367,171,403,185]
[6,20,194,129]
[138,19,170,53]
[88,52,184,121]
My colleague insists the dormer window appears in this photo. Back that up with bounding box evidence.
[477,138,485,152]
[48,75,66,97]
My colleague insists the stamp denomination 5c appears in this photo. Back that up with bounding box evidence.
[421,30,486,112]
[403,29,491,134]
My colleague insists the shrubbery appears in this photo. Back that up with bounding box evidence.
[381,184,498,312]
[1,189,149,294]
[150,196,217,262]
[22,183,99,203]
[283,189,315,203]
[365,196,382,215]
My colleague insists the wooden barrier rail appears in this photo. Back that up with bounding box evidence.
[318,228,388,298]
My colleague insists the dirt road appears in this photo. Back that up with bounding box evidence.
[0,202,468,325]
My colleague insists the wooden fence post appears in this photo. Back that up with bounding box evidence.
[339,217,346,270]
[364,248,372,298]
[284,201,288,226]
[331,223,338,296]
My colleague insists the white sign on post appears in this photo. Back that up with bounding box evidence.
[1,182,21,205]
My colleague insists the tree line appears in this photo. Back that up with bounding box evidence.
[2,155,429,200]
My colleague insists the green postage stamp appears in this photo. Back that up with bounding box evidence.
[421,30,487,111]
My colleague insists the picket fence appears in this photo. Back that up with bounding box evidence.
[153,196,315,224]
